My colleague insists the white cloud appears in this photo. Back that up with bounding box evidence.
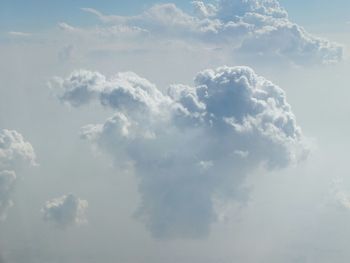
[58,21,148,40]
[76,0,342,65]
[0,129,36,220]
[192,1,217,18]
[58,22,76,32]
[54,65,308,238]
[42,194,88,227]
[215,0,288,21]
[0,129,36,169]
[8,31,31,37]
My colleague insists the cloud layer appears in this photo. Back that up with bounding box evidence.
[42,194,88,227]
[0,129,36,220]
[73,0,343,65]
[54,65,308,238]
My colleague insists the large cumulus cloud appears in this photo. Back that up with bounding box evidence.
[42,194,88,227]
[75,0,342,65]
[0,129,36,220]
[54,66,308,238]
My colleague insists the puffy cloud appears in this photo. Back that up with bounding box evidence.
[54,66,308,238]
[236,13,343,64]
[192,1,217,18]
[54,70,171,111]
[215,0,288,21]
[78,0,342,65]
[42,194,88,227]
[0,129,36,169]
[0,129,36,220]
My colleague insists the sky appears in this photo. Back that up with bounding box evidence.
[1,0,350,263]
[1,0,350,32]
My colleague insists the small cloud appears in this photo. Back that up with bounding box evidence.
[42,194,88,228]
[197,160,214,173]
[234,150,249,159]
[329,178,350,210]
[81,7,126,24]
[8,31,31,37]
[58,22,76,32]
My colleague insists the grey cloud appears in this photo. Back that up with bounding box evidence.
[0,170,16,221]
[42,194,88,227]
[0,129,36,220]
[328,179,350,210]
[55,66,308,238]
[78,0,342,65]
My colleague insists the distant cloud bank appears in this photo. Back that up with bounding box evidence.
[62,0,343,65]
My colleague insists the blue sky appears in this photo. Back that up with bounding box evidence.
[1,0,349,33]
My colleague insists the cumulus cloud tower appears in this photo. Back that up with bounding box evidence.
[55,66,308,238]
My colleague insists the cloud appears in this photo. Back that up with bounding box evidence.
[58,22,76,32]
[0,129,36,169]
[81,7,126,24]
[77,0,342,65]
[54,66,308,238]
[329,179,350,210]
[214,0,288,21]
[192,1,217,18]
[8,31,31,37]
[58,21,148,40]
[42,194,88,227]
[0,129,36,220]
[0,170,16,221]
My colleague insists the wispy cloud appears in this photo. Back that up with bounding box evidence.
[8,31,31,37]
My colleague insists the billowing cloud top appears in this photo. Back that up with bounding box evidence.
[76,0,342,65]
[54,66,308,238]
[42,194,88,227]
[0,129,36,169]
[0,129,36,220]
